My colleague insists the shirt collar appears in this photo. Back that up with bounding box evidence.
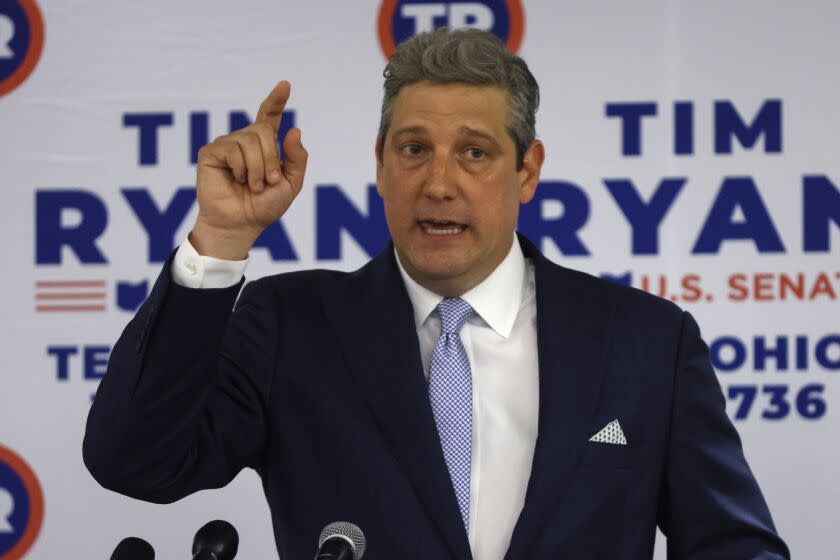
[395,234,527,339]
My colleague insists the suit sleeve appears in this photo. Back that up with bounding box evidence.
[660,311,790,559]
[82,257,278,504]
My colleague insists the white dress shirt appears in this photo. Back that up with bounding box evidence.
[171,236,540,560]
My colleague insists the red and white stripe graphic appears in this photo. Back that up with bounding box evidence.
[35,280,107,312]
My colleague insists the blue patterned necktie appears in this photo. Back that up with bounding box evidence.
[428,297,474,531]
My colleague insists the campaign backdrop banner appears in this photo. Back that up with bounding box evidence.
[1,1,838,558]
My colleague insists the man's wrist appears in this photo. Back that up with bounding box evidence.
[189,221,258,261]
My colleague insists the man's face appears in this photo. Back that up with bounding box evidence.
[376,81,544,296]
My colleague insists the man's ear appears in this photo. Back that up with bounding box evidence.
[375,135,384,197]
[518,140,545,204]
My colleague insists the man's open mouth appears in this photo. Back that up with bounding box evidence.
[419,220,467,235]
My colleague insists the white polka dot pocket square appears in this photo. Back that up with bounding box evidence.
[588,419,628,445]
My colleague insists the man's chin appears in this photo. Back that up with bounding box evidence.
[400,255,477,292]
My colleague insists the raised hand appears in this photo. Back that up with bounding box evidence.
[190,81,308,260]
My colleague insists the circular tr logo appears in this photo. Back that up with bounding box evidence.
[0,445,44,560]
[378,0,524,58]
[0,0,45,97]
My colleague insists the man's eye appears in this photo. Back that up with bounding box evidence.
[402,144,424,156]
[466,147,485,159]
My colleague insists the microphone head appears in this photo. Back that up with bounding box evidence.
[192,519,239,560]
[318,521,366,559]
[110,536,154,560]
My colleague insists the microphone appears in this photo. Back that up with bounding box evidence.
[191,520,239,560]
[110,537,155,560]
[316,521,366,560]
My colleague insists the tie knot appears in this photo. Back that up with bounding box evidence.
[436,298,473,334]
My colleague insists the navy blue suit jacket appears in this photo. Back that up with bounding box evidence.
[84,235,788,559]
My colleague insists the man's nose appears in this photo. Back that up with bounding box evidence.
[422,152,457,200]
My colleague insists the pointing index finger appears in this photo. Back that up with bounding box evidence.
[256,80,291,133]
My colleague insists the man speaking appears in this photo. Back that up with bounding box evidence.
[84,29,789,559]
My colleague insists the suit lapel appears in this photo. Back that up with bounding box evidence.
[321,246,472,560]
[505,236,616,558]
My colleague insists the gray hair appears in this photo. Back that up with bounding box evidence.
[378,28,539,170]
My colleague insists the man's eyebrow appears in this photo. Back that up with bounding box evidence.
[458,126,503,150]
[391,126,429,139]
[390,125,504,150]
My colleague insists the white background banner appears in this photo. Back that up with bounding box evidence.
[1,1,837,558]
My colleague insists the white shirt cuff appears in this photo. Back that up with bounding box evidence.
[171,236,249,289]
